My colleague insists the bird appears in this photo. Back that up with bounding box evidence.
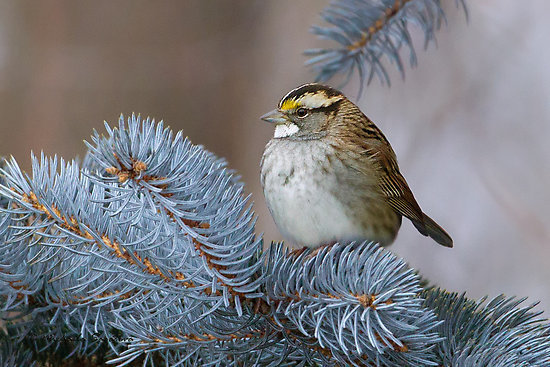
[260,83,452,252]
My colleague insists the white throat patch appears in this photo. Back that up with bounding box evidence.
[274,123,299,138]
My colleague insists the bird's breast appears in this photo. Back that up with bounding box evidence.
[261,138,391,246]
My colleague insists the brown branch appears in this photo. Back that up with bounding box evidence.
[265,288,406,363]
[375,331,409,352]
[104,155,255,303]
[19,190,196,289]
[347,0,412,51]
[148,328,265,344]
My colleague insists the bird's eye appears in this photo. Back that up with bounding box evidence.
[296,108,308,118]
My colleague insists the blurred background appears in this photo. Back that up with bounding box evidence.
[0,1,548,311]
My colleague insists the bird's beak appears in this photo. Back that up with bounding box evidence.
[260,109,288,124]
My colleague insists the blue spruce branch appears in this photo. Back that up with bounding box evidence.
[264,242,441,366]
[0,116,549,366]
[425,288,550,366]
[306,0,467,92]
[0,328,38,367]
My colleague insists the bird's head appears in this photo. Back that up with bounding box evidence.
[261,83,346,140]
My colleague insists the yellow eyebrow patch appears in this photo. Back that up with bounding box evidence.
[280,99,301,111]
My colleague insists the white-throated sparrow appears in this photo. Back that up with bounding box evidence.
[260,83,452,249]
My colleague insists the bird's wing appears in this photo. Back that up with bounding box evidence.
[353,133,424,223]
[374,144,453,247]
[335,115,453,247]
[378,159,424,224]
[335,121,425,224]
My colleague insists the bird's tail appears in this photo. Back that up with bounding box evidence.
[412,213,453,248]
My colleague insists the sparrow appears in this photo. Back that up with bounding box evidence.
[260,83,452,250]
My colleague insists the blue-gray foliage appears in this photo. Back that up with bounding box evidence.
[306,0,467,91]
[0,116,549,366]
[425,289,550,367]
[0,329,38,367]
